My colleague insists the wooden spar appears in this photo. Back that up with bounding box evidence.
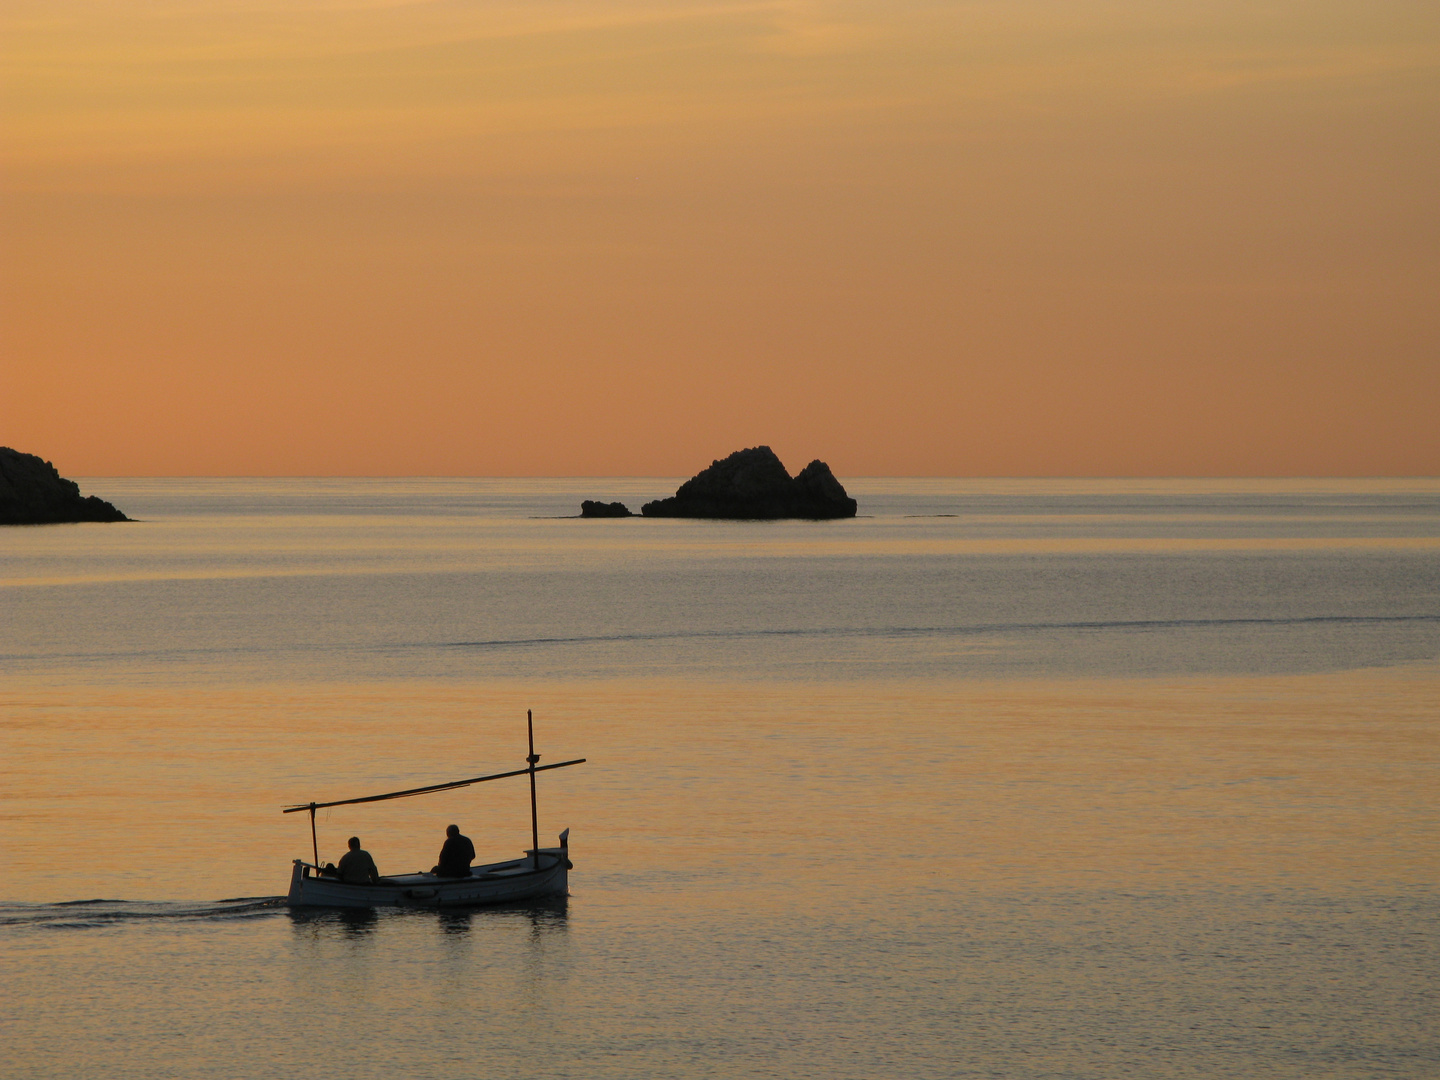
[281,757,586,814]
[527,710,541,869]
[309,804,318,866]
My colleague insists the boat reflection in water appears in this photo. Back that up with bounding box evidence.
[287,904,380,937]
[282,711,584,911]
[434,894,569,937]
[285,895,570,939]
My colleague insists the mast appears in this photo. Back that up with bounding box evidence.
[527,709,540,868]
[309,803,318,866]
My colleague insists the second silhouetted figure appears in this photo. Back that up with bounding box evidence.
[432,823,476,877]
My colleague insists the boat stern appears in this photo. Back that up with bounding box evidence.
[286,859,307,905]
[523,831,572,897]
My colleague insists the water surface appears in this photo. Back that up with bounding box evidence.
[2,478,1436,1078]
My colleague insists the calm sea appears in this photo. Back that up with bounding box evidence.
[2,478,1437,1079]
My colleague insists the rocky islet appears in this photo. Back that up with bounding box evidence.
[638,446,857,520]
[580,500,635,518]
[0,447,129,524]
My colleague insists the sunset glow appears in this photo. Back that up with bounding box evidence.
[4,0,1437,475]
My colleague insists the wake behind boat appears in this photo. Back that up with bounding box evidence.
[284,711,584,910]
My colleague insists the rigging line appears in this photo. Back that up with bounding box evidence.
[282,758,586,813]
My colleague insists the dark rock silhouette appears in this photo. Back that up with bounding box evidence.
[581,500,634,518]
[0,448,129,525]
[641,446,857,520]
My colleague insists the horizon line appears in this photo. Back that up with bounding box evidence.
[72,473,1440,481]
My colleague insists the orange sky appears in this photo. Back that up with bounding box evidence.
[3,0,1437,476]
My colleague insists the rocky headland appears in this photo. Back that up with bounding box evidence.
[0,447,129,525]
[640,446,857,520]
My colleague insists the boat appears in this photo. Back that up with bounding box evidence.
[284,710,585,910]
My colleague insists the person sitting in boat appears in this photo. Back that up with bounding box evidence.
[432,824,476,877]
[336,836,380,884]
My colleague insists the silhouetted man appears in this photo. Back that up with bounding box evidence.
[432,823,476,877]
[337,836,379,884]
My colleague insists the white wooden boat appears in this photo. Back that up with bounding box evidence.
[283,710,584,910]
[286,832,572,910]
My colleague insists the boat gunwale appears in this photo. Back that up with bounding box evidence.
[294,850,567,889]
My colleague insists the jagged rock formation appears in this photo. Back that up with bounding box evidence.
[0,447,129,525]
[581,500,634,518]
[641,446,857,520]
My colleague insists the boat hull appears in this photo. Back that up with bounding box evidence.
[287,848,570,909]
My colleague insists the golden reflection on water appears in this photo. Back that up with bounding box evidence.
[7,533,1440,591]
[3,669,1434,905]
